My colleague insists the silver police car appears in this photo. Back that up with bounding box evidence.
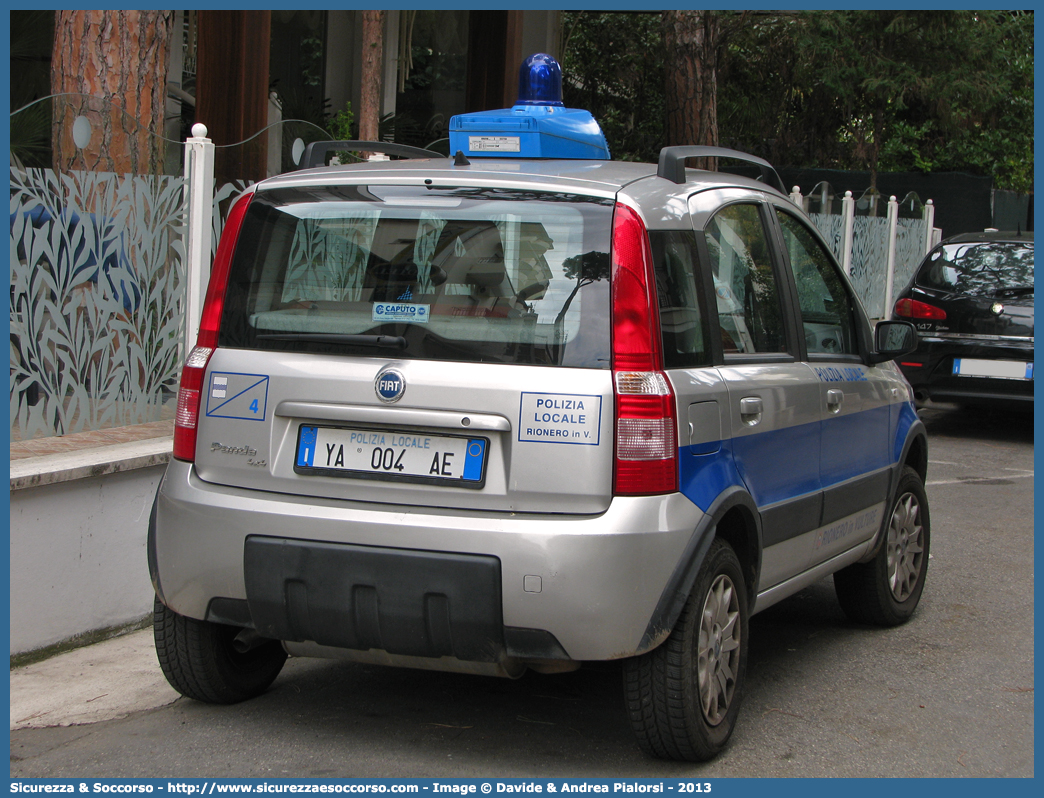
[150,55,929,761]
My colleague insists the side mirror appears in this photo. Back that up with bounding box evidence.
[869,320,918,364]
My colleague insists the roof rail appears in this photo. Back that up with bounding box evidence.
[298,141,447,170]
[657,146,786,193]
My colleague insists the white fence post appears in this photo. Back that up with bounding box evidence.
[883,195,899,321]
[841,190,855,275]
[790,185,803,209]
[923,199,936,254]
[183,123,215,364]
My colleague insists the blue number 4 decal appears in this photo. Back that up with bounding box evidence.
[250,399,259,414]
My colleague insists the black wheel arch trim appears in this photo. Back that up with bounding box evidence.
[636,486,762,654]
[900,418,930,483]
[147,476,165,604]
[858,418,929,564]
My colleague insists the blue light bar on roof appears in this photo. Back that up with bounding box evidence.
[517,52,564,106]
[448,53,610,160]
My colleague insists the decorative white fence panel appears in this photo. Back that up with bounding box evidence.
[10,160,251,441]
[848,214,893,319]
[10,167,187,439]
[894,216,929,293]
[808,212,847,268]
[793,182,938,319]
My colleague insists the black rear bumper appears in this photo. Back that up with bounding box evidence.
[898,336,1033,404]
[243,536,506,662]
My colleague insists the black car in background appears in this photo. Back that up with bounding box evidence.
[892,230,1033,407]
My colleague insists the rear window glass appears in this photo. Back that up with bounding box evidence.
[915,241,1034,297]
[220,186,613,367]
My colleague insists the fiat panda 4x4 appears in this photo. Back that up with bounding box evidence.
[151,55,930,761]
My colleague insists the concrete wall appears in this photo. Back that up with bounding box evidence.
[10,447,169,655]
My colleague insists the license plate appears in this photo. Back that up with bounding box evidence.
[295,425,487,486]
[952,358,1033,381]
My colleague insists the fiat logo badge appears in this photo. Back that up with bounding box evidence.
[375,369,405,403]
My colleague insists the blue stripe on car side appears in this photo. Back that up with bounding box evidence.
[892,401,919,463]
[679,441,747,512]
[821,404,893,486]
[679,402,914,514]
[679,417,820,513]
[730,419,822,506]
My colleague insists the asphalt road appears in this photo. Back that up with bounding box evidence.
[10,405,1034,778]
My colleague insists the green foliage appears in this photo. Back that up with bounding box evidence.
[930,10,1034,192]
[327,102,356,140]
[561,12,665,162]
[721,10,1033,190]
[324,102,366,164]
[564,10,1032,190]
[718,12,817,163]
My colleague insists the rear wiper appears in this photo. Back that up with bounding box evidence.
[256,333,407,349]
[993,285,1034,297]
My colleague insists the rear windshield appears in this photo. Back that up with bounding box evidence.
[915,241,1034,297]
[219,185,614,368]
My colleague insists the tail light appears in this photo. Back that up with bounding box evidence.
[610,203,677,495]
[172,345,215,460]
[172,191,253,462]
[895,297,946,320]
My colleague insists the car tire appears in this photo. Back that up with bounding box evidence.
[623,539,749,762]
[153,596,287,704]
[834,465,930,626]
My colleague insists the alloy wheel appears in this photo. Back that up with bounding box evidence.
[697,574,741,725]
[887,492,925,602]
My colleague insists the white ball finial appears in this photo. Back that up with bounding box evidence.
[191,123,208,139]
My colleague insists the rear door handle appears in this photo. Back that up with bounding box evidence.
[826,389,844,412]
[739,396,763,426]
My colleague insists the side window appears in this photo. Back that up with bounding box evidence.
[704,204,787,354]
[775,210,858,356]
[649,230,708,368]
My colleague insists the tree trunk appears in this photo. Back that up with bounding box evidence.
[662,10,719,166]
[51,10,175,175]
[359,10,385,147]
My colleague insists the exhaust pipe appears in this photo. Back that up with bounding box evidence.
[232,628,270,653]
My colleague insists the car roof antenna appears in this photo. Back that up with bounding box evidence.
[454,150,471,166]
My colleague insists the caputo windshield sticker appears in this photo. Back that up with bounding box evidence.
[519,392,601,445]
[372,302,430,323]
[205,372,269,421]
